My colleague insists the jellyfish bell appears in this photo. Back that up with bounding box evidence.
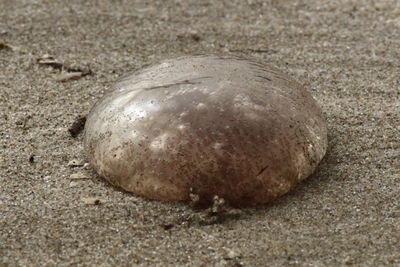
[84,54,328,207]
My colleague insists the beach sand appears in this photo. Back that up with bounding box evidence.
[1,0,399,265]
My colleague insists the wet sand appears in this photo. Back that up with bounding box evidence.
[1,0,399,265]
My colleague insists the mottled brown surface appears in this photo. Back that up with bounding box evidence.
[85,55,327,207]
[1,0,399,266]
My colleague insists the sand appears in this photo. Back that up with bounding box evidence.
[0,0,399,266]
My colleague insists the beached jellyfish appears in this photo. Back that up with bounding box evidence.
[84,54,328,207]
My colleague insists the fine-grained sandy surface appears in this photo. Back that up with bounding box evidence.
[1,0,399,266]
